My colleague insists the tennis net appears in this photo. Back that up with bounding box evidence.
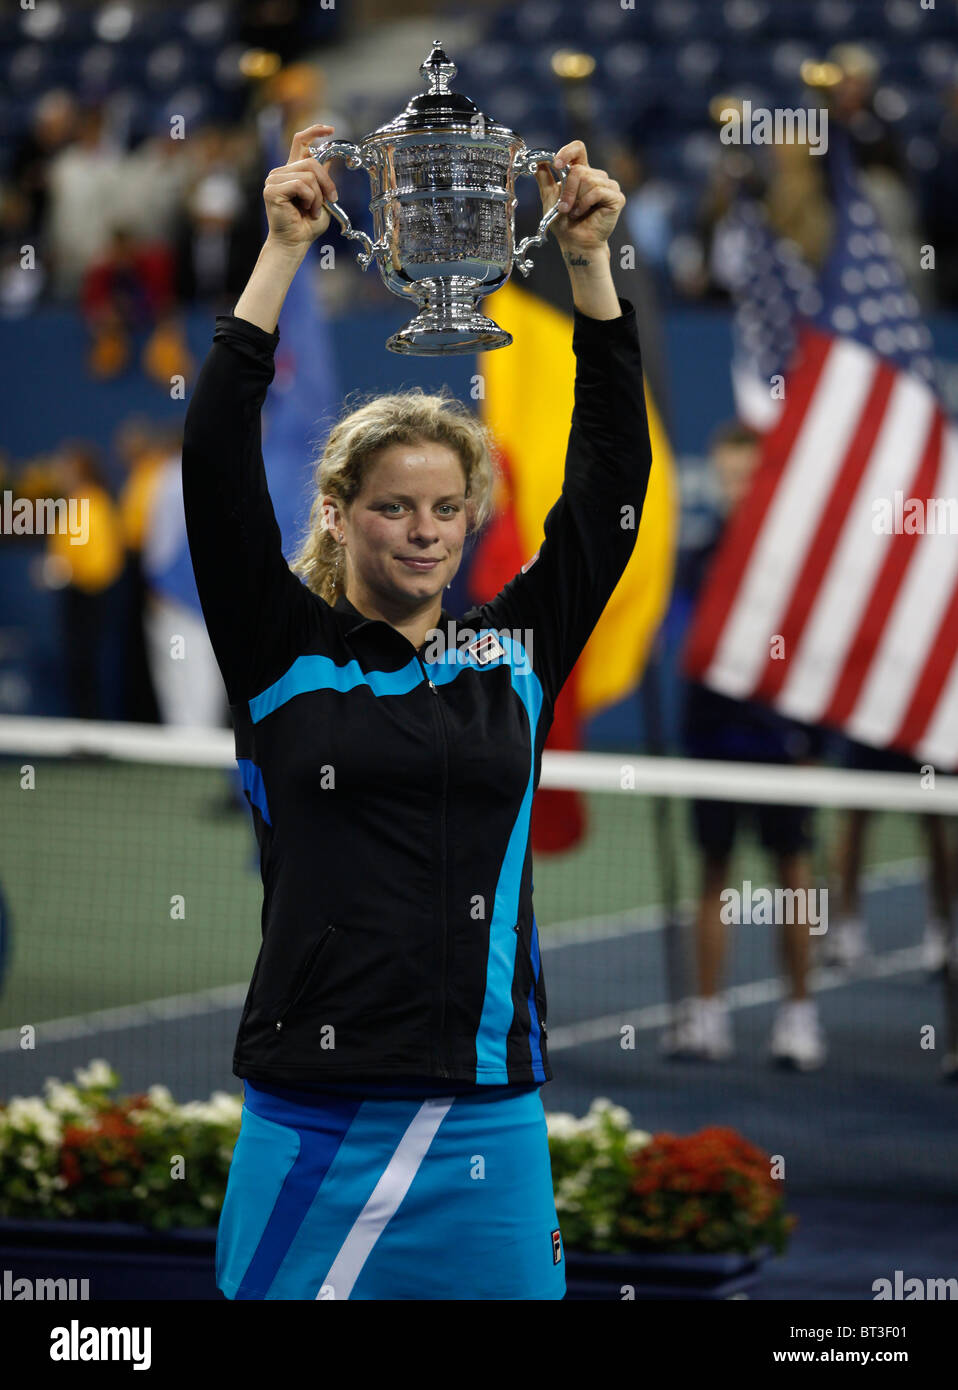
[1,715,956,1127]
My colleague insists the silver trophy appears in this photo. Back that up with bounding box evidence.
[309,41,568,355]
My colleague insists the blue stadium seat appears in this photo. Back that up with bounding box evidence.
[5,44,54,95]
[582,4,654,43]
[674,40,723,90]
[916,40,958,88]
[178,1,234,46]
[76,43,123,96]
[600,42,653,87]
[652,0,721,41]
[718,0,775,42]
[143,42,199,92]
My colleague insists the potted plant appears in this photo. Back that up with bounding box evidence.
[0,1062,235,1299]
[547,1099,797,1299]
[0,1066,795,1300]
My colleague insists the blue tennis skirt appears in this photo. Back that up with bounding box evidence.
[216,1080,566,1300]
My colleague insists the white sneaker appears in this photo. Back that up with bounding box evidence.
[662,995,734,1061]
[821,917,868,968]
[922,919,950,974]
[770,999,826,1070]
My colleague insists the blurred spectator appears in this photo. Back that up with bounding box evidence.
[826,44,926,301]
[142,447,228,728]
[685,125,768,302]
[258,62,351,143]
[174,173,256,304]
[81,224,176,377]
[828,43,907,181]
[0,185,45,316]
[826,736,954,972]
[112,127,197,249]
[116,416,170,723]
[46,442,125,720]
[44,104,125,299]
[763,140,833,273]
[665,421,827,1070]
[606,142,676,287]
[9,89,78,242]
[925,80,958,309]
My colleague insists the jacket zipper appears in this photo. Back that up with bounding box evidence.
[514,924,547,1038]
[274,923,336,1032]
[418,656,450,1078]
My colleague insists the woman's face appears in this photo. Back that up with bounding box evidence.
[329,440,469,610]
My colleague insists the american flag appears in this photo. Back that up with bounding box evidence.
[685,133,958,770]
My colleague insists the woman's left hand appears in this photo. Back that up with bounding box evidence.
[534,140,625,253]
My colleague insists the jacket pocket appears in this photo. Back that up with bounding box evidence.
[513,923,547,1037]
[274,924,337,1032]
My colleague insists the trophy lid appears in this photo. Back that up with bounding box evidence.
[369,41,512,137]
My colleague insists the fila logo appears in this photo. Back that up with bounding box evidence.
[464,631,505,665]
[521,549,540,574]
[552,1229,562,1265]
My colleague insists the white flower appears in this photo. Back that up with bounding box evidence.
[545,1112,583,1140]
[627,1128,652,1151]
[178,1100,220,1124]
[207,1091,243,1123]
[74,1060,116,1090]
[5,1098,61,1147]
[146,1085,175,1111]
[587,1097,632,1130]
[43,1079,91,1120]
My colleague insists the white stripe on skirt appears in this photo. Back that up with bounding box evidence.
[315,1096,455,1299]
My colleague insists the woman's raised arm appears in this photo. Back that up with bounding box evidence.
[234,122,338,332]
[478,144,652,706]
[180,126,341,706]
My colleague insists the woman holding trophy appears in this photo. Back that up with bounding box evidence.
[182,103,653,1299]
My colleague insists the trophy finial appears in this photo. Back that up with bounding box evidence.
[421,41,457,95]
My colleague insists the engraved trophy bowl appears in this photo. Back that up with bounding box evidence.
[308,41,568,355]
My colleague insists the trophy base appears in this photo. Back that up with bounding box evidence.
[386,289,511,356]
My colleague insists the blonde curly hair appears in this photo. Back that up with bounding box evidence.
[290,387,499,606]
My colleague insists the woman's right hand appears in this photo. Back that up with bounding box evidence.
[263,123,340,251]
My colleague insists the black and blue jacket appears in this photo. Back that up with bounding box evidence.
[181,298,652,1090]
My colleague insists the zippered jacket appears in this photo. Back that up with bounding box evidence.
[181,297,653,1088]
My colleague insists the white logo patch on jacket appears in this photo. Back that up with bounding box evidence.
[464,631,506,665]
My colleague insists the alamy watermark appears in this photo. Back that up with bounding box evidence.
[0,491,88,545]
[421,622,534,676]
[719,101,828,155]
[720,880,828,934]
[1,1269,89,1299]
[872,491,958,534]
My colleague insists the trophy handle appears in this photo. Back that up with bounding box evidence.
[513,149,570,277]
[309,139,386,271]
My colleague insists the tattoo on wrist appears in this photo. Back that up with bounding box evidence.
[564,252,591,267]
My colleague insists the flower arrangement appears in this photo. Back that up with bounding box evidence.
[0,1062,242,1229]
[547,1099,796,1256]
[1,1066,795,1256]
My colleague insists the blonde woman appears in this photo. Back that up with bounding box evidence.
[182,122,652,1300]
